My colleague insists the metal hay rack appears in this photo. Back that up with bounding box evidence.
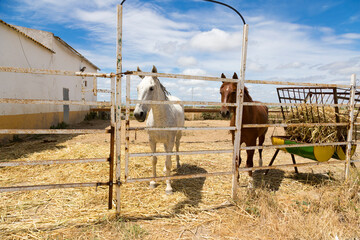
[266,86,360,172]
[277,86,360,141]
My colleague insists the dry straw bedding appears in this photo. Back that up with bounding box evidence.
[0,119,359,239]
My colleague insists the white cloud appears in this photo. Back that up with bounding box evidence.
[189,28,241,52]
[177,56,197,67]
[182,68,206,76]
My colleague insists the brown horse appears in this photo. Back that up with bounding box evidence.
[220,73,268,177]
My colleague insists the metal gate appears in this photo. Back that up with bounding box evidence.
[0,68,118,210]
[1,3,358,216]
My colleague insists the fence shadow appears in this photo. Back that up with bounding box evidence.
[252,169,286,191]
[171,164,207,214]
[0,119,110,162]
[287,172,336,186]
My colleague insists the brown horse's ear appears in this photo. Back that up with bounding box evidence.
[221,73,226,83]
[151,65,158,73]
[137,66,144,79]
[232,72,239,79]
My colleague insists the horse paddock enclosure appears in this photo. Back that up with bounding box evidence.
[1,2,360,239]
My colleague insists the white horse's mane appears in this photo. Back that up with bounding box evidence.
[154,77,171,100]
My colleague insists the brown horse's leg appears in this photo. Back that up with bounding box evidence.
[246,149,255,177]
[258,134,266,167]
[236,150,241,180]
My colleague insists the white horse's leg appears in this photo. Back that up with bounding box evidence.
[175,131,181,169]
[149,141,157,189]
[164,142,174,194]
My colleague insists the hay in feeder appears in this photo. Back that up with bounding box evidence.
[285,105,349,143]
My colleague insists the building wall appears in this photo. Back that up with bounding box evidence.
[0,23,97,143]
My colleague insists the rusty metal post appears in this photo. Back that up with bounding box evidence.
[345,74,356,180]
[125,75,131,181]
[108,76,116,209]
[232,24,249,200]
[93,76,98,96]
[115,4,123,215]
[108,126,115,209]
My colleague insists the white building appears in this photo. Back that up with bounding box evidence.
[0,19,99,142]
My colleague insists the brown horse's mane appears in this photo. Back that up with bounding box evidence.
[243,86,253,102]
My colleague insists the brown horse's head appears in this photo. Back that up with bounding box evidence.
[220,72,238,118]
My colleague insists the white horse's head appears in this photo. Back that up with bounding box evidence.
[134,65,169,122]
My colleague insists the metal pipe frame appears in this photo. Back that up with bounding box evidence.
[129,99,237,107]
[0,98,111,107]
[122,158,351,184]
[124,75,131,181]
[0,129,111,134]
[129,99,347,108]
[345,74,356,180]
[0,158,108,167]
[232,24,248,200]
[128,126,237,131]
[126,122,348,132]
[125,71,352,89]
[129,149,233,158]
[115,4,123,215]
[0,182,110,193]
[0,66,115,78]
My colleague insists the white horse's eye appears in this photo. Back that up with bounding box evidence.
[150,86,154,91]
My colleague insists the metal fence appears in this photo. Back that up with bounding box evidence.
[0,68,117,210]
[0,4,358,216]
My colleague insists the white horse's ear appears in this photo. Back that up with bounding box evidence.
[152,65,158,73]
[232,72,238,79]
[137,66,144,79]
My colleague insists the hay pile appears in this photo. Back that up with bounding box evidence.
[285,105,349,143]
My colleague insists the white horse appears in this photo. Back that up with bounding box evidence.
[133,65,185,194]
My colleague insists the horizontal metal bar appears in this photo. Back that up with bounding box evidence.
[125,71,238,83]
[0,129,111,134]
[129,149,233,157]
[130,99,237,107]
[128,126,236,131]
[242,122,349,128]
[0,66,115,78]
[124,71,352,88]
[82,89,112,94]
[0,182,109,193]
[91,107,224,113]
[350,160,360,163]
[125,160,349,184]
[0,158,108,167]
[245,79,350,88]
[97,89,112,93]
[0,98,111,107]
[238,160,345,172]
[243,102,348,108]
[241,141,348,150]
[125,171,233,183]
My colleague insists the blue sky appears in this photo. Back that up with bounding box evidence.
[1,0,360,103]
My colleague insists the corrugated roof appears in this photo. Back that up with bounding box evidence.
[1,19,100,70]
[0,19,55,53]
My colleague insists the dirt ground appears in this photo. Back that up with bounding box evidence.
[0,119,359,239]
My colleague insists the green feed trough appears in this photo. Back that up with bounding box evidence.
[271,136,356,162]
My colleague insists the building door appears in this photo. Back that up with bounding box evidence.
[63,88,69,123]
